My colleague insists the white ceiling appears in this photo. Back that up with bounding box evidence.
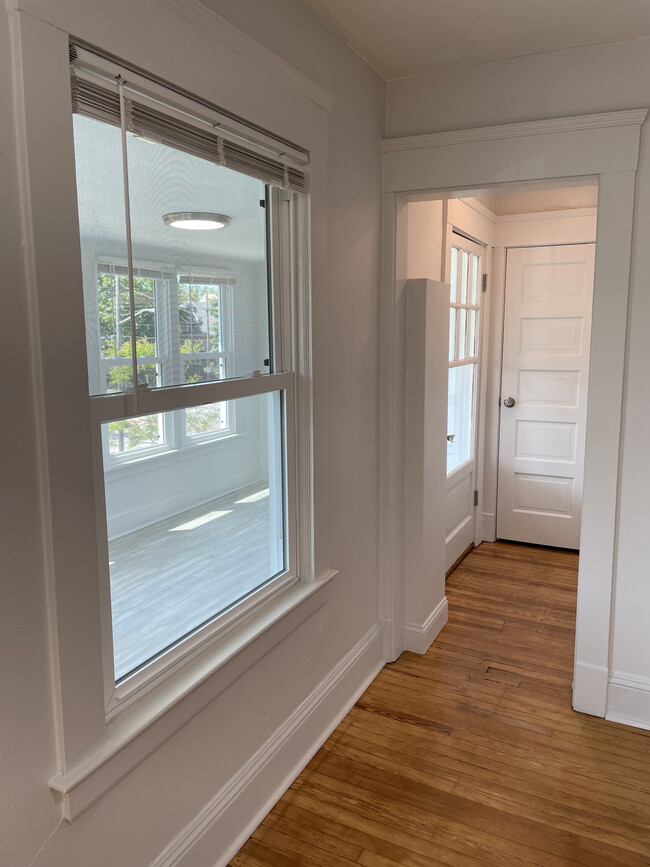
[479,182,599,216]
[300,0,650,79]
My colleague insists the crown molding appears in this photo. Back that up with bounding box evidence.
[381,109,648,153]
[458,197,496,222]
[495,206,598,223]
[155,0,336,112]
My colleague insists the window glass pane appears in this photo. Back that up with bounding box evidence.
[72,114,270,396]
[94,271,162,393]
[449,308,456,362]
[104,391,285,682]
[178,282,228,385]
[108,415,165,456]
[447,363,476,475]
[460,250,469,304]
[450,247,459,303]
[185,402,228,439]
[126,132,268,388]
[458,308,468,360]
[73,116,130,395]
[470,253,480,305]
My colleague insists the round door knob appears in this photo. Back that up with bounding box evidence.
[503,396,516,408]
[447,434,456,443]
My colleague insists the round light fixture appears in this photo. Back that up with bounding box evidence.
[162,212,231,231]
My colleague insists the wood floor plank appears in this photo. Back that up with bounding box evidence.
[230,542,650,866]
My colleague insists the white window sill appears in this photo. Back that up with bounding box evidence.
[48,568,337,821]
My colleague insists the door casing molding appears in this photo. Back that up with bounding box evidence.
[379,109,647,716]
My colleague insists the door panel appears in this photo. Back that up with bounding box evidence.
[445,236,484,571]
[497,244,594,548]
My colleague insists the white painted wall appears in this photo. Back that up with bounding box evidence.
[1,2,384,866]
[406,200,444,280]
[387,39,650,727]
[404,279,449,651]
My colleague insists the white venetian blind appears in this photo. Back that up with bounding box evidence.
[69,43,309,193]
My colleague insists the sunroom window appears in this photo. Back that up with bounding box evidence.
[94,264,233,459]
[70,45,308,696]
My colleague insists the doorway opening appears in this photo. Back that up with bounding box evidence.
[380,109,642,718]
[403,178,599,573]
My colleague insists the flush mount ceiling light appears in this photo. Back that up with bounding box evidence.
[162,212,231,230]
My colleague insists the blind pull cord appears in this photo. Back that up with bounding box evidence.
[118,76,140,414]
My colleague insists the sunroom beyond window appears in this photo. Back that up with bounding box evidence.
[72,109,288,684]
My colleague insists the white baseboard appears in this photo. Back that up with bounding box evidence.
[606,672,650,731]
[572,660,608,717]
[150,622,385,867]
[403,597,448,655]
[380,617,399,662]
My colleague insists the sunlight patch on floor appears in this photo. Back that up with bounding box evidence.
[235,488,269,504]
[169,509,233,531]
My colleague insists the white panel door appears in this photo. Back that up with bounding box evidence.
[445,237,483,571]
[497,244,595,548]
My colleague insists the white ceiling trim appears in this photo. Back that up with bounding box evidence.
[155,0,336,112]
[381,109,648,153]
[458,197,496,223]
[495,206,598,224]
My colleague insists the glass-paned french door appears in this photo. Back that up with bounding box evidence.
[447,240,482,475]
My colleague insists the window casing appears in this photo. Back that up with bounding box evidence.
[69,43,309,712]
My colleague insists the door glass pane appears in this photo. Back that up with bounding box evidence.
[468,309,478,358]
[470,254,480,305]
[458,308,468,360]
[449,308,457,362]
[450,247,459,303]
[460,251,469,304]
[104,391,285,682]
[447,363,475,475]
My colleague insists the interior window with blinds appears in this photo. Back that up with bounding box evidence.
[70,45,305,692]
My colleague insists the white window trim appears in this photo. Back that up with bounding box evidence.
[54,188,329,816]
[11,12,334,822]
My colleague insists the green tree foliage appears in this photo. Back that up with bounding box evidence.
[99,273,225,452]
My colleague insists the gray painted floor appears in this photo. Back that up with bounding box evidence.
[109,482,278,680]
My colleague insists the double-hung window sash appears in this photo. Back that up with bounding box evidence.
[70,43,307,701]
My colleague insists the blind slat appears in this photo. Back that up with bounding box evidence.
[70,59,309,193]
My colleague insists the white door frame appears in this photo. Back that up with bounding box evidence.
[379,109,646,717]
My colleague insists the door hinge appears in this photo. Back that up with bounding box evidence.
[474,489,479,507]
[482,273,488,293]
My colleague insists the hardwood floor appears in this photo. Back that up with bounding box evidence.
[230,541,650,866]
